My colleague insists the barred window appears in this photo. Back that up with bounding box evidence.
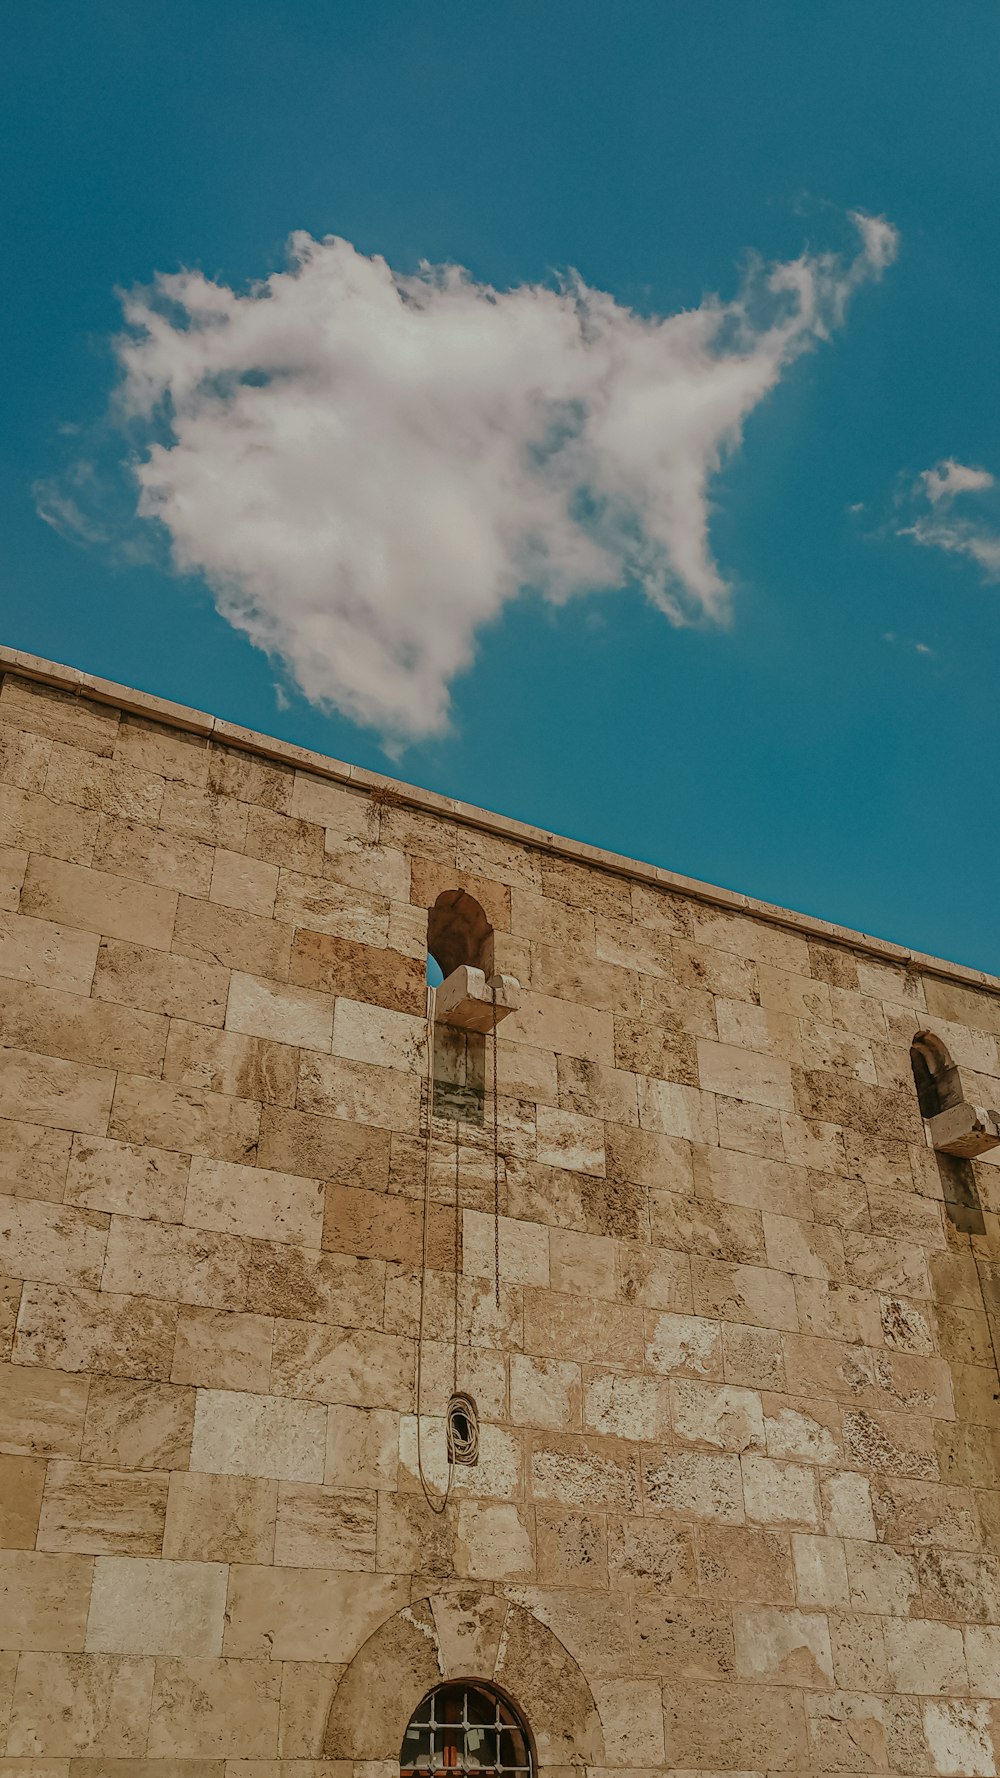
[399,1683,533,1778]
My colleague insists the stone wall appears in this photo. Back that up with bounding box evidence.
[3,655,1000,1778]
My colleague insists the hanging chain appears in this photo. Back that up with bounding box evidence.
[415,981,454,1515]
[492,981,501,1311]
[453,1117,460,1400]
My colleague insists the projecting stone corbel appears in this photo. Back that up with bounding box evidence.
[433,965,520,1032]
[925,1100,1000,1159]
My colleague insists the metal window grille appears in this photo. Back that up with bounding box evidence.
[399,1683,533,1778]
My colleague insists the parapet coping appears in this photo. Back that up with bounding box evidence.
[3,640,998,998]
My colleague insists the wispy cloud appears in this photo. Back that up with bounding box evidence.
[899,457,1000,578]
[43,213,897,741]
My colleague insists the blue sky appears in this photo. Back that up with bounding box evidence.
[4,3,1000,971]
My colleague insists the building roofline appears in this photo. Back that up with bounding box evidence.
[4,640,997,997]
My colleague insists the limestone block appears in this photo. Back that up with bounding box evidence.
[210,848,278,918]
[0,679,119,755]
[322,1185,451,1271]
[160,783,248,852]
[617,1241,691,1312]
[607,1515,698,1595]
[763,1395,841,1469]
[636,1077,718,1147]
[93,812,215,896]
[190,1389,326,1482]
[874,1348,954,1418]
[108,1076,260,1166]
[290,932,423,1019]
[102,1218,249,1311]
[696,1145,812,1219]
[763,1211,846,1281]
[782,1332,875,1404]
[529,1433,640,1511]
[645,1312,723,1379]
[843,1406,938,1479]
[722,1321,786,1391]
[500,991,614,1066]
[0,1201,109,1289]
[245,807,325,878]
[0,1118,71,1203]
[455,1502,535,1580]
[742,1455,821,1528]
[0,717,52,789]
[691,1259,799,1331]
[695,1523,794,1604]
[372,1491,457,1580]
[0,979,168,1078]
[226,974,333,1054]
[534,1508,609,1592]
[661,1677,808,1770]
[171,1308,274,1393]
[917,1548,1000,1623]
[820,1469,877,1539]
[0,1049,114,1137]
[64,1134,189,1223]
[509,1355,581,1431]
[532,1106,603,1178]
[556,1054,636,1125]
[330,1000,424,1073]
[650,1192,765,1265]
[186,1158,324,1250]
[0,787,98,866]
[0,1454,45,1547]
[207,744,292,813]
[671,1380,766,1455]
[631,1598,736,1681]
[43,745,165,825]
[829,1609,889,1689]
[605,1123,693,1193]
[7,1653,154,1757]
[582,1369,667,1443]
[172,896,292,983]
[14,1283,178,1380]
[296,1052,419,1133]
[845,1538,920,1614]
[885,1618,968,1694]
[36,1462,167,1556]
[323,836,409,902]
[20,856,176,952]
[222,1568,408,1663]
[522,1290,643,1368]
[247,1245,383,1334]
[146,1657,281,1759]
[922,1700,996,1777]
[792,1532,850,1607]
[794,1276,882,1345]
[697,1040,795,1112]
[94,939,229,1027]
[162,1471,277,1563]
[716,1096,785,1161]
[278,1658,348,1757]
[81,1380,195,1471]
[0,1364,89,1458]
[463,1210,549,1287]
[593,1678,665,1764]
[612,1014,699,1083]
[164,1023,299,1109]
[85,1555,228,1656]
[274,1483,376,1570]
[805,1688,889,1770]
[324,1405,398,1490]
[114,711,209,784]
[0,1549,94,1650]
[259,1110,387,1191]
[644,1452,744,1523]
[965,1626,1000,1696]
[276,870,389,953]
[0,913,99,995]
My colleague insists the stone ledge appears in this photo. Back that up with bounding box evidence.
[2,641,997,998]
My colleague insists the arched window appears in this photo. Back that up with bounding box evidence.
[425,889,495,1126]
[400,1683,533,1778]
[910,1032,984,1233]
[427,888,495,980]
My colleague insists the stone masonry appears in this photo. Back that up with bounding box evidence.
[4,645,1000,1777]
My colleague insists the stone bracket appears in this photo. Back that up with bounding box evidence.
[925,1101,1000,1158]
[433,966,520,1033]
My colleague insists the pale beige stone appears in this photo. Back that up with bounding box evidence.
[13,1283,177,1380]
[171,1308,273,1393]
[190,1389,326,1481]
[0,787,98,867]
[115,712,209,785]
[0,913,99,994]
[146,1658,281,1759]
[102,1217,249,1310]
[645,1311,723,1379]
[162,1471,277,1563]
[0,1201,108,1288]
[845,1537,920,1614]
[296,1051,419,1133]
[94,941,229,1027]
[742,1454,821,1527]
[583,1371,665,1441]
[0,1049,114,1136]
[509,1355,581,1430]
[324,1404,398,1490]
[273,1483,376,1569]
[7,1653,154,1757]
[36,1462,167,1555]
[671,1380,765,1454]
[108,1075,260,1165]
[0,1453,45,1547]
[43,745,164,824]
[20,856,176,950]
[463,1210,549,1286]
[163,1021,299,1108]
[697,1039,795,1111]
[85,1555,228,1656]
[0,979,167,1078]
[0,1550,94,1650]
[329,999,424,1072]
[792,1532,850,1607]
[0,1365,89,1458]
[734,1606,834,1686]
[884,1618,968,1694]
[64,1134,189,1222]
[211,850,278,918]
[185,1158,324,1249]
[644,1452,744,1523]
[222,1568,408,1662]
[81,1379,195,1471]
[922,1700,996,1777]
[0,1118,71,1202]
[549,1227,616,1299]
[535,1106,605,1176]
[92,812,214,897]
[226,974,332,1053]
[171,896,291,982]
[270,1322,413,1411]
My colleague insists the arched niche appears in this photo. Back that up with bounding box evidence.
[910,1030,964,1119]
[428,888,495,980]
[324,1588,605,1772]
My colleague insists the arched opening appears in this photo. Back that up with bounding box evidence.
[400,1682,533,1778]
[426,889,495,1127]
[910,1032,984,1234]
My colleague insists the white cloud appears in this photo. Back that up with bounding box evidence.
[900,457,1000,579]
[73,215,896,740]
